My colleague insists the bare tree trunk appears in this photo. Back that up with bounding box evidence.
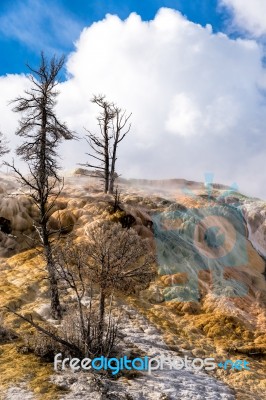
[47,256,61,320]
[39,109,62,319]
[109,107,131,194]
[103,107,110,193]
[98,288,106,347]
[42,227,62,319]
[104,135,109,193]
[109,147,117,194]
[76,294,86,345]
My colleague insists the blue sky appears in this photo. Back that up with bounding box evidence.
[1,0,266,198]
[0,0,231,75]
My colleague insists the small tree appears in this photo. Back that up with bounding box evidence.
[84,221,155,346]
[82,95,131,194]
[5,53,74,319]
[54,241,117,356]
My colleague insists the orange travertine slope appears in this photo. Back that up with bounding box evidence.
[0,173,265,400]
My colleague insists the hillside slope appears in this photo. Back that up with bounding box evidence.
[0,174,265,400]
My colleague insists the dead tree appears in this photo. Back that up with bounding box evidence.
[54,240,117,356]
[4,222,155,358]
[5,53,74,319]
[109,107,131,194]
[82,95,115,193]
[82,95,131,193]
[84,221,156,347]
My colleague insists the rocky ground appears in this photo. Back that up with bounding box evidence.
[0,173,265,399]
[2,302,236,400]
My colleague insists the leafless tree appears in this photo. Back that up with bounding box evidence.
[84,221,156,345]
[4,53,74,319]
[82,95,131,194]
[82,95,115,193]
[0,132,9,158]
[4,221,155,358]
[54,241,117,356]
[55,222,155,351]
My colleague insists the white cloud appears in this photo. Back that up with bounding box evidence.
[1,8,266,198]
[0,74,30,163]
[220,0,266,37]
[166,94,202,136]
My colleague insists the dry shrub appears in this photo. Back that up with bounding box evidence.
[0,316,17,343]
[21,331,63,360]
[21,307,118,361]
